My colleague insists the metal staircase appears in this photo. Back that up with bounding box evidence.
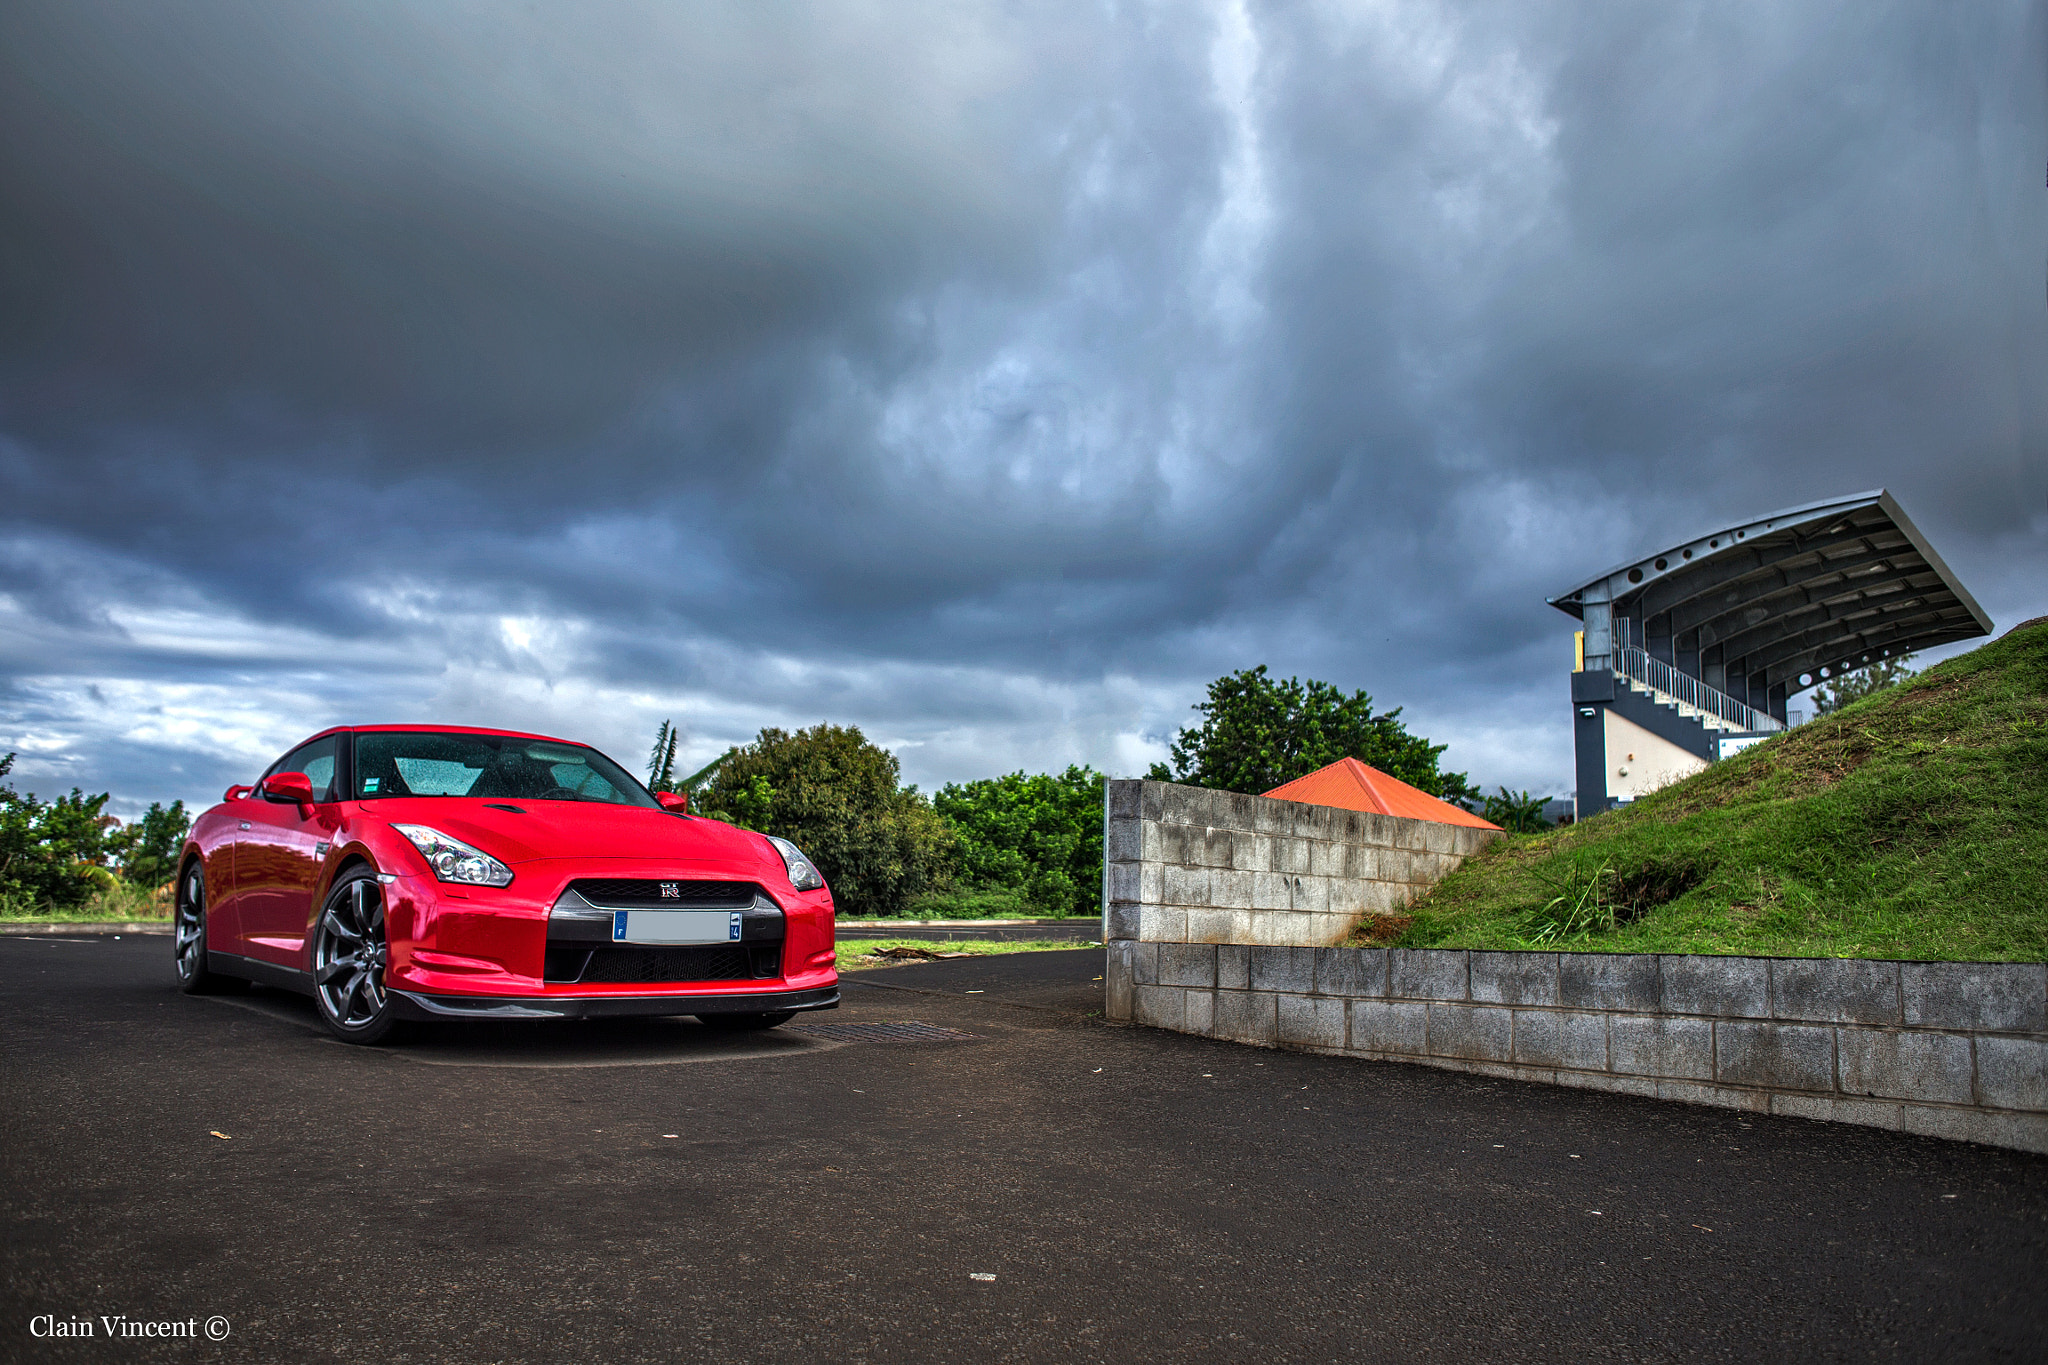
[1612,620,1782,735]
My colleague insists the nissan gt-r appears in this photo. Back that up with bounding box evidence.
[173,725,838,1043]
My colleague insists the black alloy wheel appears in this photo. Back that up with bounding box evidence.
[313,868,405,1044]
[174,862,244,995]
[697,1011,796,1032]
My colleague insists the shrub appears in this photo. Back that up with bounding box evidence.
[694,725,955,919]
[934,766,1106,917]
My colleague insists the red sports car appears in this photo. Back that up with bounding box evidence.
[173,725,838,1043]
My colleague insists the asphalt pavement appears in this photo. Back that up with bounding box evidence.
[3,934,2044,1363]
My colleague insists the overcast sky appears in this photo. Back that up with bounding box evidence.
[2,0,2043,817]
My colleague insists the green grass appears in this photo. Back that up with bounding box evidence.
[888,887,1091,920]
[837,938,1082,970]
[1384,618,2048,962]
[0,880,169,922]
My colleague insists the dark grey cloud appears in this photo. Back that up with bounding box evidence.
[2,0,2043,816]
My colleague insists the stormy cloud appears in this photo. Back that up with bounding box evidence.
[2,0,2043,813]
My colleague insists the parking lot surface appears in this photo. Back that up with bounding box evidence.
[3,935,2045,1363]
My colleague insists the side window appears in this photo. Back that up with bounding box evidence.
[273,736,340,803]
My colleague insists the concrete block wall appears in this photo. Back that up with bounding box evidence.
[1101,779,1500,949]
[1100,781,2048,1153]
[1102,942,2048,1154]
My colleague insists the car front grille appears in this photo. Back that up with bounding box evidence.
[566,878,764,908]
[544,942,784,984]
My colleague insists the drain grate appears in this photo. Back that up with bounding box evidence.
[792,1021,980,1043]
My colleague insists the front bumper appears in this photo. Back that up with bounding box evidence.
[382,863,839,1001]
[389,985,840,1021]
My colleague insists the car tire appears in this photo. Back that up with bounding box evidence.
[696,1011,797,1032]
[312,867,407,1045]
[174,862,246,995]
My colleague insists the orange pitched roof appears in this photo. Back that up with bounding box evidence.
[1263,757,1500,830]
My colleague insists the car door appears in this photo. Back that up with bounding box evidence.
[234,734,343,969]
[193,795,252,952]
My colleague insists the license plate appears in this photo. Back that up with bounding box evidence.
[612,910,742,944]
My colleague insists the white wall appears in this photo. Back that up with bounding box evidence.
[1603,709,1708,801]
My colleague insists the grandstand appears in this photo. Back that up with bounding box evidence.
[1547,490,1991,815]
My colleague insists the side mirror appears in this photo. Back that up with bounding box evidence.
[262,772,317,810]
[224,784,254,803]
[656,791,690,814]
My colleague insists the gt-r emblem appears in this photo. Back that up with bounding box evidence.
[659,882,681,899]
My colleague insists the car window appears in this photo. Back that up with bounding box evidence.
[393,757,484,796]
[272,735,340,803]
[549,759,616,798]
[352,732,658,808]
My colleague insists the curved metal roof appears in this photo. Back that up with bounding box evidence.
[1548,490,1992,694]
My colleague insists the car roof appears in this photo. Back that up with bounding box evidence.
[291,723,583,747]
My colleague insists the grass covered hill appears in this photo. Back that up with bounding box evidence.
[1388,617,2048,962]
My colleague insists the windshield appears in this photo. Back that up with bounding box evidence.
[351,732,660,808]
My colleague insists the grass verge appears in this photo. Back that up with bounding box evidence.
[1380,618,2048,961]
[0,881,170,923]
[896,886,1094,920]
[837,938,1082,971]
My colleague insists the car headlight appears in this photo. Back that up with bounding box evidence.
[392,824,514,887]
[766,835,825,892]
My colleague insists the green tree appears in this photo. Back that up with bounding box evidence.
[1810,655,1918,717]
[719,773,776,829]
[115,801,190,889]
[935,766,1106,917]
[1147,666,1479,805]
[646,721,681,792]
[0,754,124,911]
[695,724,955,918]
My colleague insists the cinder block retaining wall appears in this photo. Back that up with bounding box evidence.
[1101,781,2048,1155]
[1102,779,1500,948]
[1104,942,2048,1153]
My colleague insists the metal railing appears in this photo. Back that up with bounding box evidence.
[1610,618,1783,733]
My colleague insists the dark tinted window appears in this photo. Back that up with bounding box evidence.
[271,735,340,802]
[350,732,657,808]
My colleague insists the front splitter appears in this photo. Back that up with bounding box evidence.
[390,985,840,1021]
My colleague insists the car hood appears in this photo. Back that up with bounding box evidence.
[354,798,780,871]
